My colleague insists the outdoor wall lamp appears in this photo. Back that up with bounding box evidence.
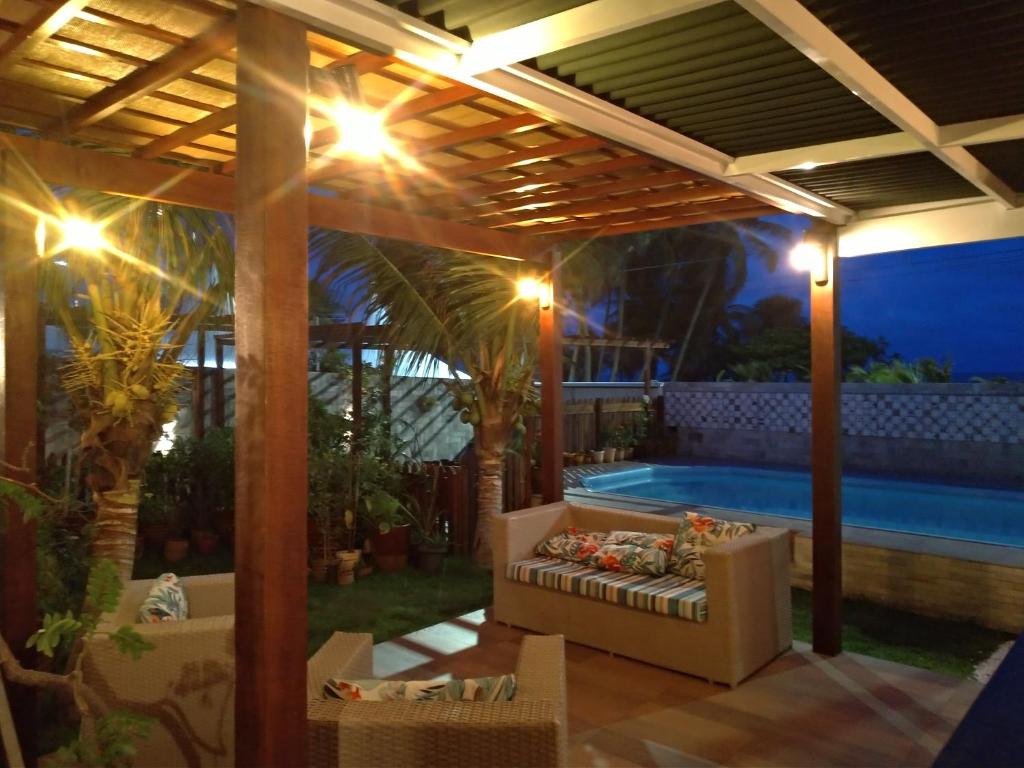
[516,276,553,309]
[790,241,828,285]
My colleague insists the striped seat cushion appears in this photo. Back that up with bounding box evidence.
[506,556,707,622]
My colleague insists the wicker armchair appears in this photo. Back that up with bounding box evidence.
[307,632,569,768]
[80,573,236,767]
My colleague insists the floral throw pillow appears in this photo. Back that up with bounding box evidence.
[325,674,516,702]
[669,513,756,580]
[137,573,189,623]
[606,530,675,554]
[535,527,607,563]
[584,543,668,576]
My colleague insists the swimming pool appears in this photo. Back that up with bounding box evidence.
[581,465,1024,548]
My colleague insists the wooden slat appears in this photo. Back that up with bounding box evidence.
[0,0,90,77]
[51,17,238,134]
[308,113,549,184]
[489,182,740,227]
[134,105,237,159]
[422,155,652,208]
[809,222,842,656]
[441,136,605,182]
[0,133,537,259]
[518,197,770,236]
[76,7,237,61]
[452,168,701,221]
[549,205,777,239]
[233,6,309,765]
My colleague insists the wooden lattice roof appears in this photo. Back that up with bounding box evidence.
[0,0,774,253]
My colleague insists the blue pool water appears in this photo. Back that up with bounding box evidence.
[581,465,1024,548]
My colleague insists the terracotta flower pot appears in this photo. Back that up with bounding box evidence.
[625,446,635,460]
[370,525,410,573]
[143,523,171,550]
[191,529,220,555]
[603,447,617,463]
[589,449,604,464]
[615,447,626,461]
[336,549,360,586]
[311,558,333,582]
[164,537,189,563]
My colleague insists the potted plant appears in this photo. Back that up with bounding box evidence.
[190,428,233,555]
[406,463,448,576]
[336,508,360,585]
[614,425,629,462]
[589,448,604,464]
[601,428,617,463]
[363,488,409,573]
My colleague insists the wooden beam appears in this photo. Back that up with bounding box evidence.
[808,222,842,656]
[422,155,652,208]
[0,149,40,757]
[233,6,308,765]
[0,0,90,78]
[304,83,479,154]
[51,17,238,134]
[442,136,605,182]
[135,106,238,160]
[352,335,363,449]
[214,335,226,428]
[521,196,770,236]
[539,249,564,503]
[307,113,549,184]
[0,134,536,259]
[490,182,739,227]
[194,331,206,439]
[551,205,777,239]
[452,168,700,221]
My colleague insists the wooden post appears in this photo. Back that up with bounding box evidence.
[809,223,842,656]
[539,250,563,503]
[381,346,393,423]
[352,334,363,450]
[234,5,309,764]
[213,335,225,428]
[0,150,39,758]
[642,344,653,396]
[194,328,206,439]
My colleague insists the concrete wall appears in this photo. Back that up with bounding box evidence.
[665,382,1024,484]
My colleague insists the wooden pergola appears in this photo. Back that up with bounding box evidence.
[2,0,1021,764]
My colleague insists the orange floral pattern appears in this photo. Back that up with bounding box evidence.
[669,512,756,580]
[584,543,668,576]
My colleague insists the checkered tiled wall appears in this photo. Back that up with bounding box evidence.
[664,384,1024,444]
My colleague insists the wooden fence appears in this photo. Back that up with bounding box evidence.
[559,396,655,453]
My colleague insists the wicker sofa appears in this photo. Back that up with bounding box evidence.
[307,632,569,768]
[494,502,792,686]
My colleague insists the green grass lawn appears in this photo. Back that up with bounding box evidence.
[791,588,1013,678]
[135,549,1010,678]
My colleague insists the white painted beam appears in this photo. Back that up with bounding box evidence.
[726,132,921,176]
[839,198,1024,258]
[736,0,1017,208]
[255,0,852,223]
[457,0,723,76]
[728,113,1024,176]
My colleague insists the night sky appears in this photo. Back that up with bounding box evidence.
[735,216,1024,380]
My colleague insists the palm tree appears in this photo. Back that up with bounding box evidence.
[39,192,233,577]
[311,232,537,566]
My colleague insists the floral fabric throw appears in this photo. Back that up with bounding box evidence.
[585,543,667,575]
[670,513,756,580]
[324,674,516,702]
[536,528,668,575]
[137,573,189,623]
[535,527,607,563]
